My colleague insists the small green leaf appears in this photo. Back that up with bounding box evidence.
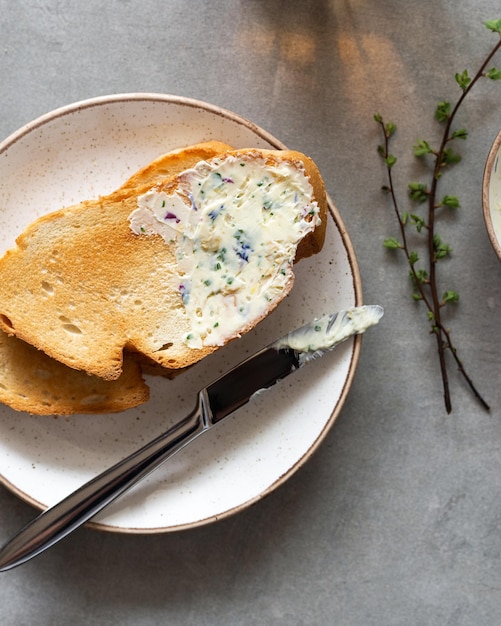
[441,148,462,166]
[451,128,468,140]
[455,69,472,91]
[413,139,434,157]
[410,214,426,233]
[436,246,452,260]
[408,182,429,203]
[436,101,451,122]
[441,195,460,209]
[385,122,397,137]
[409,250,419,264]
[383,237,402,250]
[414,269,429,284]
[401,211,409,224]
[385,154,397,169]
[486,67,501,80]
[377,144,385,156]
[374,113,383,123]
[412,292,423,301]
[434,235,452,259]
[485,18,501,33]
[443,290,460,304]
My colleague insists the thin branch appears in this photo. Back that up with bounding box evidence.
[373,21,501,412]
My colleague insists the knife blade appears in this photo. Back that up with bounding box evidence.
[0,304,383,571]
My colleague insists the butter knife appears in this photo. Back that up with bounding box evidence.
[0,304,383,571]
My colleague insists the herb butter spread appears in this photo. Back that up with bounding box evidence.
[272,305,384,364]
[129,153,321,349]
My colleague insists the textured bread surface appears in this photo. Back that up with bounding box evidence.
[115,141,234,195]
[0,332,149,415]
[0,143,327,382]
[0,142,231,414]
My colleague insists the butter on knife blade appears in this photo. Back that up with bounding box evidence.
[273,305,384,360]
[0,304,383,572]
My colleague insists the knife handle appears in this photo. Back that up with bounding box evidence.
[0,391,210,572]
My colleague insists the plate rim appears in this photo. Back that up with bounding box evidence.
[482,129,501,261]
[0,93,363,534]
[0,92,289,155]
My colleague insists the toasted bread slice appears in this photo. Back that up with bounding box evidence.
[115,141,234,195]
[0,141,233,414]
[0,146,327,381]
[0,331,149,415]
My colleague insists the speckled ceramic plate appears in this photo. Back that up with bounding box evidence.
[483,130,501,260]
[0,94,362,533]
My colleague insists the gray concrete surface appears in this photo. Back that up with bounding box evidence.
[1,1,501,624]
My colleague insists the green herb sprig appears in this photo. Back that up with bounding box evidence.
[374,17,501,414]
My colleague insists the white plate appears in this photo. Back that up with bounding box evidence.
[483,130,501,260]
[0,94,362,533]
